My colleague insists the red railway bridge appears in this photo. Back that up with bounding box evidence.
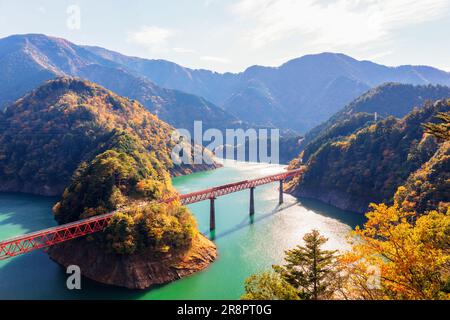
[0,168,304,261]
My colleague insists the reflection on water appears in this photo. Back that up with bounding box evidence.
[0,161,365,300]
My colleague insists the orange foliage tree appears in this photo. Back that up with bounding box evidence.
[338,202,450,300]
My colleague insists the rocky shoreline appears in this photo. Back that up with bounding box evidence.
[0,163,221,197]
[47,233,217,290]
[287,185,370,214]
[0,180,66,197]
[2,160,221,289]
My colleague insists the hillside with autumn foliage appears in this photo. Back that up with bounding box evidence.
[288,99,450,213]
[0,77,216,197]
[0,34,241,134]
[246,104,449,301]
[0,77,218,288]
[300,83,450,164]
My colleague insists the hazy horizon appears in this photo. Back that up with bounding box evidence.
[1,1,449,73]
[2,32,450,75]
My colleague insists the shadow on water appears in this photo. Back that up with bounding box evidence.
[0,193,165,300]
[298,197,366,229]
[0,192,58,235]
[200,195,366,242]
[0,196,364,300]
[202,201,299,241]
[0,181,367,299]
[0,250,162,300]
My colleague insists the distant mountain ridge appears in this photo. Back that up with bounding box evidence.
[2,34,450,135]
[85,46,450,133]
[0,34,240,133]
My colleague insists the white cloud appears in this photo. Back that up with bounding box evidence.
[201,56,230,63]
[128,26,174,53]
[231,0,450,49]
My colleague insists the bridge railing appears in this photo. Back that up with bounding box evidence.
[0,168,304,260]
[0,212,114,260]
[178,168,303,205]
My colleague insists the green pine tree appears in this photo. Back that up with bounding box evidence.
[273,230,338,300]
[241,230,339,300]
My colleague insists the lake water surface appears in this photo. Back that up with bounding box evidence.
[0,161,365,299]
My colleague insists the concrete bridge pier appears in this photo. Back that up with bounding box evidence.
[210,197,216,231]
[279,180,284,205]
[249,187,255,216]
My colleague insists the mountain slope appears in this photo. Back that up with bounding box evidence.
[329,83,450,121]
[0,34,239,132]
[395,141,450,213]
[85,47,450,133]
[3,34,450,135]
[287,99,450,213]
[300,83,450,163]
[84,45,239,105]
[0,76,219,288]
[0,77,216,196]
[222,79,287,127]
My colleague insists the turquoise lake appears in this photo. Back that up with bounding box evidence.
[0,161,365,299]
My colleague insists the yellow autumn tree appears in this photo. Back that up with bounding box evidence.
[339,203,450,300]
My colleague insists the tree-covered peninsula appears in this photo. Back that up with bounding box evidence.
[0,78,218,289]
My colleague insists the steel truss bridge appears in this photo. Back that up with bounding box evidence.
[0,169,304,260]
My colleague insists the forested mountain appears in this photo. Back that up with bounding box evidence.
[0,77,219,287]
[395,141,449,214]
[86,46,450,133]
[300,83,450,163]
[0,77,215,197]
[3,34,450,135]
[333,83,450,119]
[287,99,450,213]
[0,34,239,132]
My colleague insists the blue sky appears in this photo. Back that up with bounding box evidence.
[1,0,449,72]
